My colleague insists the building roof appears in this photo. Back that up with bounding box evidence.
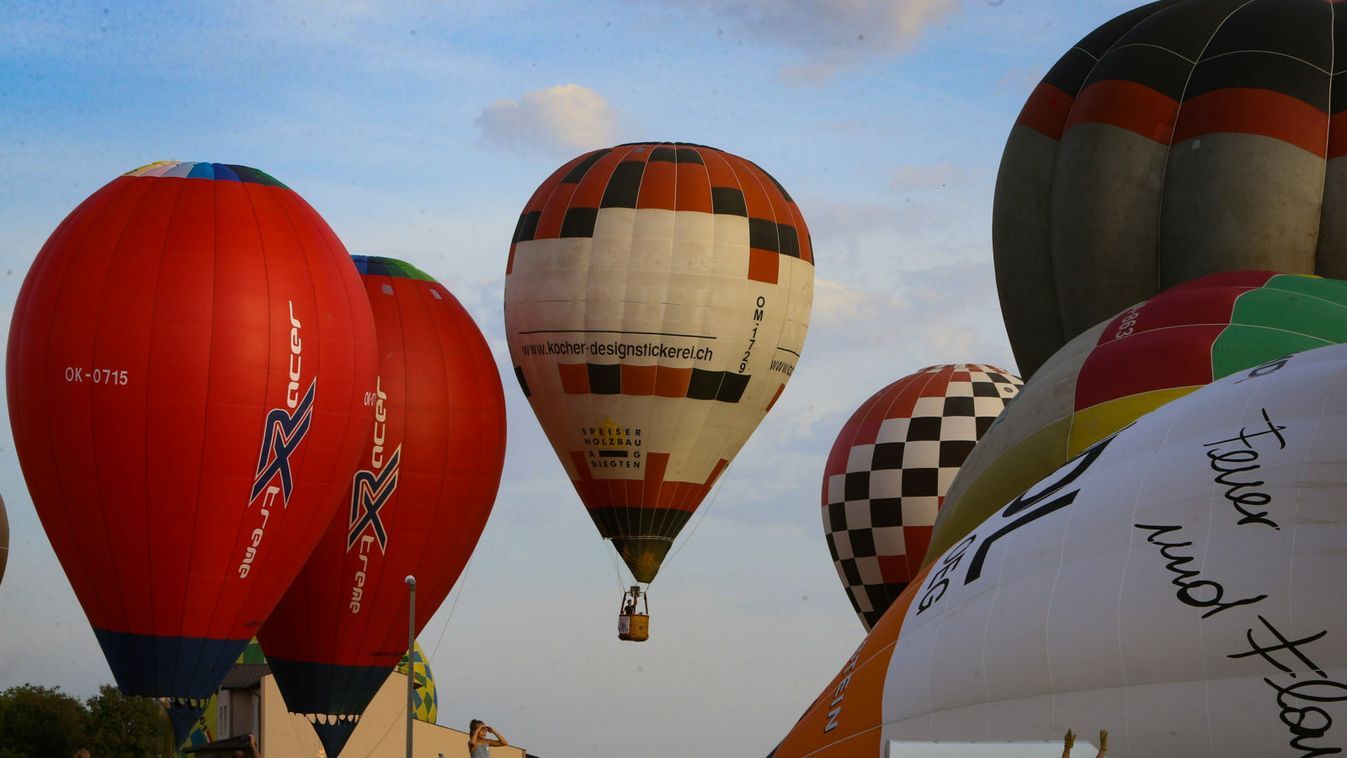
[220,663,271,690]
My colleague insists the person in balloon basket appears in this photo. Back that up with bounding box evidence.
[1063,729,1107,758]
[469,719,509,757]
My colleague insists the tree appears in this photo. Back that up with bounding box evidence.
[86,685,176,757]
[0,684,90,758]
[0,683,176,757]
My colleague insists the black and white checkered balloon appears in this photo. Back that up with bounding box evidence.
[821,364,1021,630]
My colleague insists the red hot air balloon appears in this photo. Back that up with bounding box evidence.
[6,161,377,741]
[259,256,506,757]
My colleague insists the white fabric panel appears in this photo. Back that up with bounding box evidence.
[878,342,1347,757]
[507,206,813,488]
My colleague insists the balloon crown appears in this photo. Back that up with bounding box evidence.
[123,161,288,187]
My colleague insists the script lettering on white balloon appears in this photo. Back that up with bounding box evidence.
[1202,408,1286,530]
[1134,523,1266,619]
[1229,615,1347,758]
[1137,396,1345,757]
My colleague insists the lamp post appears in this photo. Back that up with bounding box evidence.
[406,575,416,758]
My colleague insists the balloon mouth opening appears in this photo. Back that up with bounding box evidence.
[161,697,210,749]
[305,712,362,726]
[611,536,673,584]
[304,712,362,758]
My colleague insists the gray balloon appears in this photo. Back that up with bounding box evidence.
[994,0,1347,377]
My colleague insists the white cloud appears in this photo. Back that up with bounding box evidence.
[671,0,962,80]
[475,84,619,156]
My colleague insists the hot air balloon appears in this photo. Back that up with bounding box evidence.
[181,692,220,753]
[775,341,1347,756]
[503,141,814,632]
[258,256,505,755]
[926,270,1347,565]
[6,161,377,742]
[396,640,439,725]
[821,365,1021,631]
[0,495,7,589]
[994,0,1347,377]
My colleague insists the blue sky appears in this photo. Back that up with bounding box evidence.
[0,2,1139,756]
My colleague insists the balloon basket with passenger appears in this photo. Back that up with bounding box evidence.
[617,586,650,642]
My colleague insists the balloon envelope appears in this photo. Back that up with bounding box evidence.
[6,162,376,717]
[994,0,1347,376]
[396,640,438,725]
[259,256,505,756]
[927,270,1347,565]
[821,364,1020,630]
[504,142,814,583]
[776,341,1347,756]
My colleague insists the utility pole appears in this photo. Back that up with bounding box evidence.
[406,575,417,758]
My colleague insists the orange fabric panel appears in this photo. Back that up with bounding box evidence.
[731,155,777,223]
[766,383,786,412]
[524,152,588,213]
[654,366,692,397]
[701,147,742,190]
[534,180,581,241]
[706,458,728,487]
[674,156,714,214]
[620,363,657,395]
[916,365,954,397]
[636,159,677,210]
[748,247,780,284]
[570,145,638,209]
[558,363,590,394]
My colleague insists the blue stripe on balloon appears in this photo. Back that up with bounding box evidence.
[266,655,393,717]
[92,628,250,699]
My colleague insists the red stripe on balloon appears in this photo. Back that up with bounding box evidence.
[1015,81,1075,141]
[1063,79,1179,144]
[1076,325,1222,412]
[569,451,726,513]
[1172,88,1328,157]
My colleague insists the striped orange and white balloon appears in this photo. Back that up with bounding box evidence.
[504,142,814,583]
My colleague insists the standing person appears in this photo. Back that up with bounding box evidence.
[469,719,509,757]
